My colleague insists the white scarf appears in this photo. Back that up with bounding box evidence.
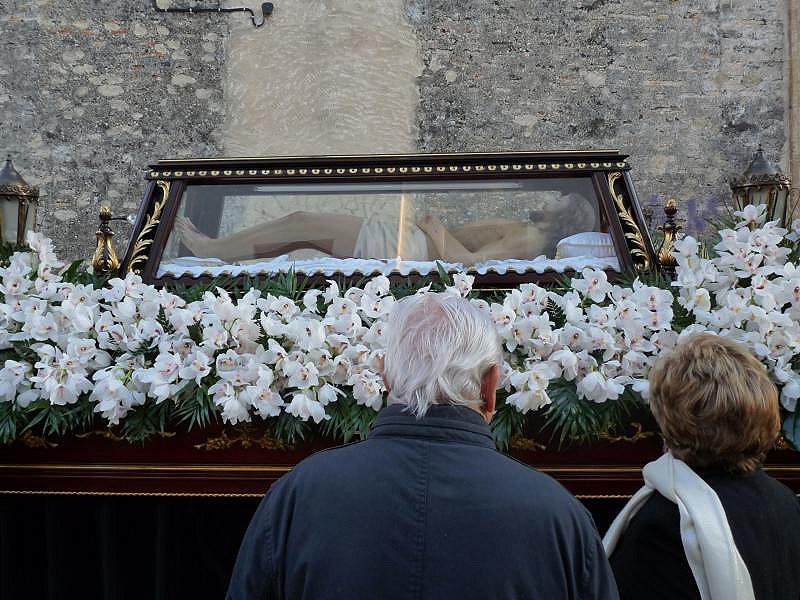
[602,453,755,600]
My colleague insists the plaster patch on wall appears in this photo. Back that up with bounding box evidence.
[223,0,423,156]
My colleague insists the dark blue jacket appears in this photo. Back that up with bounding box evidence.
[227,404,619,599]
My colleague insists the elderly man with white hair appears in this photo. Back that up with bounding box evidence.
[227,293,618,600]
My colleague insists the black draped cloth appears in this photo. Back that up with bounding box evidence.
[0,481,623,598]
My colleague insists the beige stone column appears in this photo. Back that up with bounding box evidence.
[788,0,800,193]
[222,0,422,156]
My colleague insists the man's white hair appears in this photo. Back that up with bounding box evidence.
[383,293,503,417]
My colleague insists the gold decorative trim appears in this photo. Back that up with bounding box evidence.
[576,494,635,499]
[126,180,170,275]
[0,463,293,472]
[597,422,655,444]
[146,161,629,180]
[607,172,650,270]
[20,431,58,449]
[91,206,121,274]
[194,426,290,451]
[657,199,680,270]
[509,436,547,451]
[74,430,177,444]
[0,490,265,498]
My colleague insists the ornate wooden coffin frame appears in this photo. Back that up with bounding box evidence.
[120,150,657,286]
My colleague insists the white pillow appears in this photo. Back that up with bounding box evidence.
[556,232,616,259]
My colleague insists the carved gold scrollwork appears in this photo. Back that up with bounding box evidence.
[657,199,680,273]
[92,206,121,274]
[20,431,59,448]
[509,435,547,452]
[607,172,651,270]
[126,180,170,275]
[194,424,290,451]
[75,430,176,443]
[597,422,656,444]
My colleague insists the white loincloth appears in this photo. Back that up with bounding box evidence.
[353,218,429,261]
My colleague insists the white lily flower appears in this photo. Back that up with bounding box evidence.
[550,348,579,381]
[178,350,212,385]
[318,382,344,405]
[322,280,340,304]
[576,370,625,403]
[271,296,299,319]
[344,286,365,305]
[283,360,320,389]
[287,318,326,352]
[360,294,394,319]
[351,372,384,410]
[0,360,35,405]
[451,273,475,296]
[506,388,550,413]
[572,268,612,303]
[286,391,327,423]
[679,287,711,313]
[733,203,766,228]
[364,275,391,298]
[302,289,323,313]
[780,375,800,411]
[672,235,699,257]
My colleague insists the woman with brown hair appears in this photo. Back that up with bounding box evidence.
[604,333,800,600]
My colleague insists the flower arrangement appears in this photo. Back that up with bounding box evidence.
[0,204,798,450]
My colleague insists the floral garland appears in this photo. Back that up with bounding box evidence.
[0,204,798,450]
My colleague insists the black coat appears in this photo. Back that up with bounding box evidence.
[227,404,619,599]
[609,467,800,599]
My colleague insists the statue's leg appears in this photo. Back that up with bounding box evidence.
[175,212,363,262]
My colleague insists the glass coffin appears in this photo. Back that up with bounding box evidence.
[122,151,657,285]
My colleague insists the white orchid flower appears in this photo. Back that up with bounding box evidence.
[733,203,766,228]
[178,350,212,385]
[351,372,384,411]
[283,360,320,389]
[571,269,611,303]
[672,235,699,257]
[302,289,323,313]
[286,391,327,423]
[506,388,550,413]
[322,280,340,304]
[364,275,391,298]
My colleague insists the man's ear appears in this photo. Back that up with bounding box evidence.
[378,355,391,393]
[479,364,500,422]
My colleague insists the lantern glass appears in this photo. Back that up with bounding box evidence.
[22,200,37,243]
[749,186,770,208]
[0,197,19,245]
[771,187,789,226]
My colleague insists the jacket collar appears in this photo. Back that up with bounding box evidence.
[368,403,496,448]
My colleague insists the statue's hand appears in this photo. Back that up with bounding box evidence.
[417,214,445,236]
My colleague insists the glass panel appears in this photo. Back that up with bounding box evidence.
[158,178,620,278]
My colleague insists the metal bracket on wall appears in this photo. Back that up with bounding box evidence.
[151,1,274,28]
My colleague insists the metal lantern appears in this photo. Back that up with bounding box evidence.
[0,155,39,246]
[730,144,792,227]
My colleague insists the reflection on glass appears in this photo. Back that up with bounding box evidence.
[160,178,617,276]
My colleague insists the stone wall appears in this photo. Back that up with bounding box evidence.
[0,0,227,258]
[410,0,789,233]
[0,0,792,259]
